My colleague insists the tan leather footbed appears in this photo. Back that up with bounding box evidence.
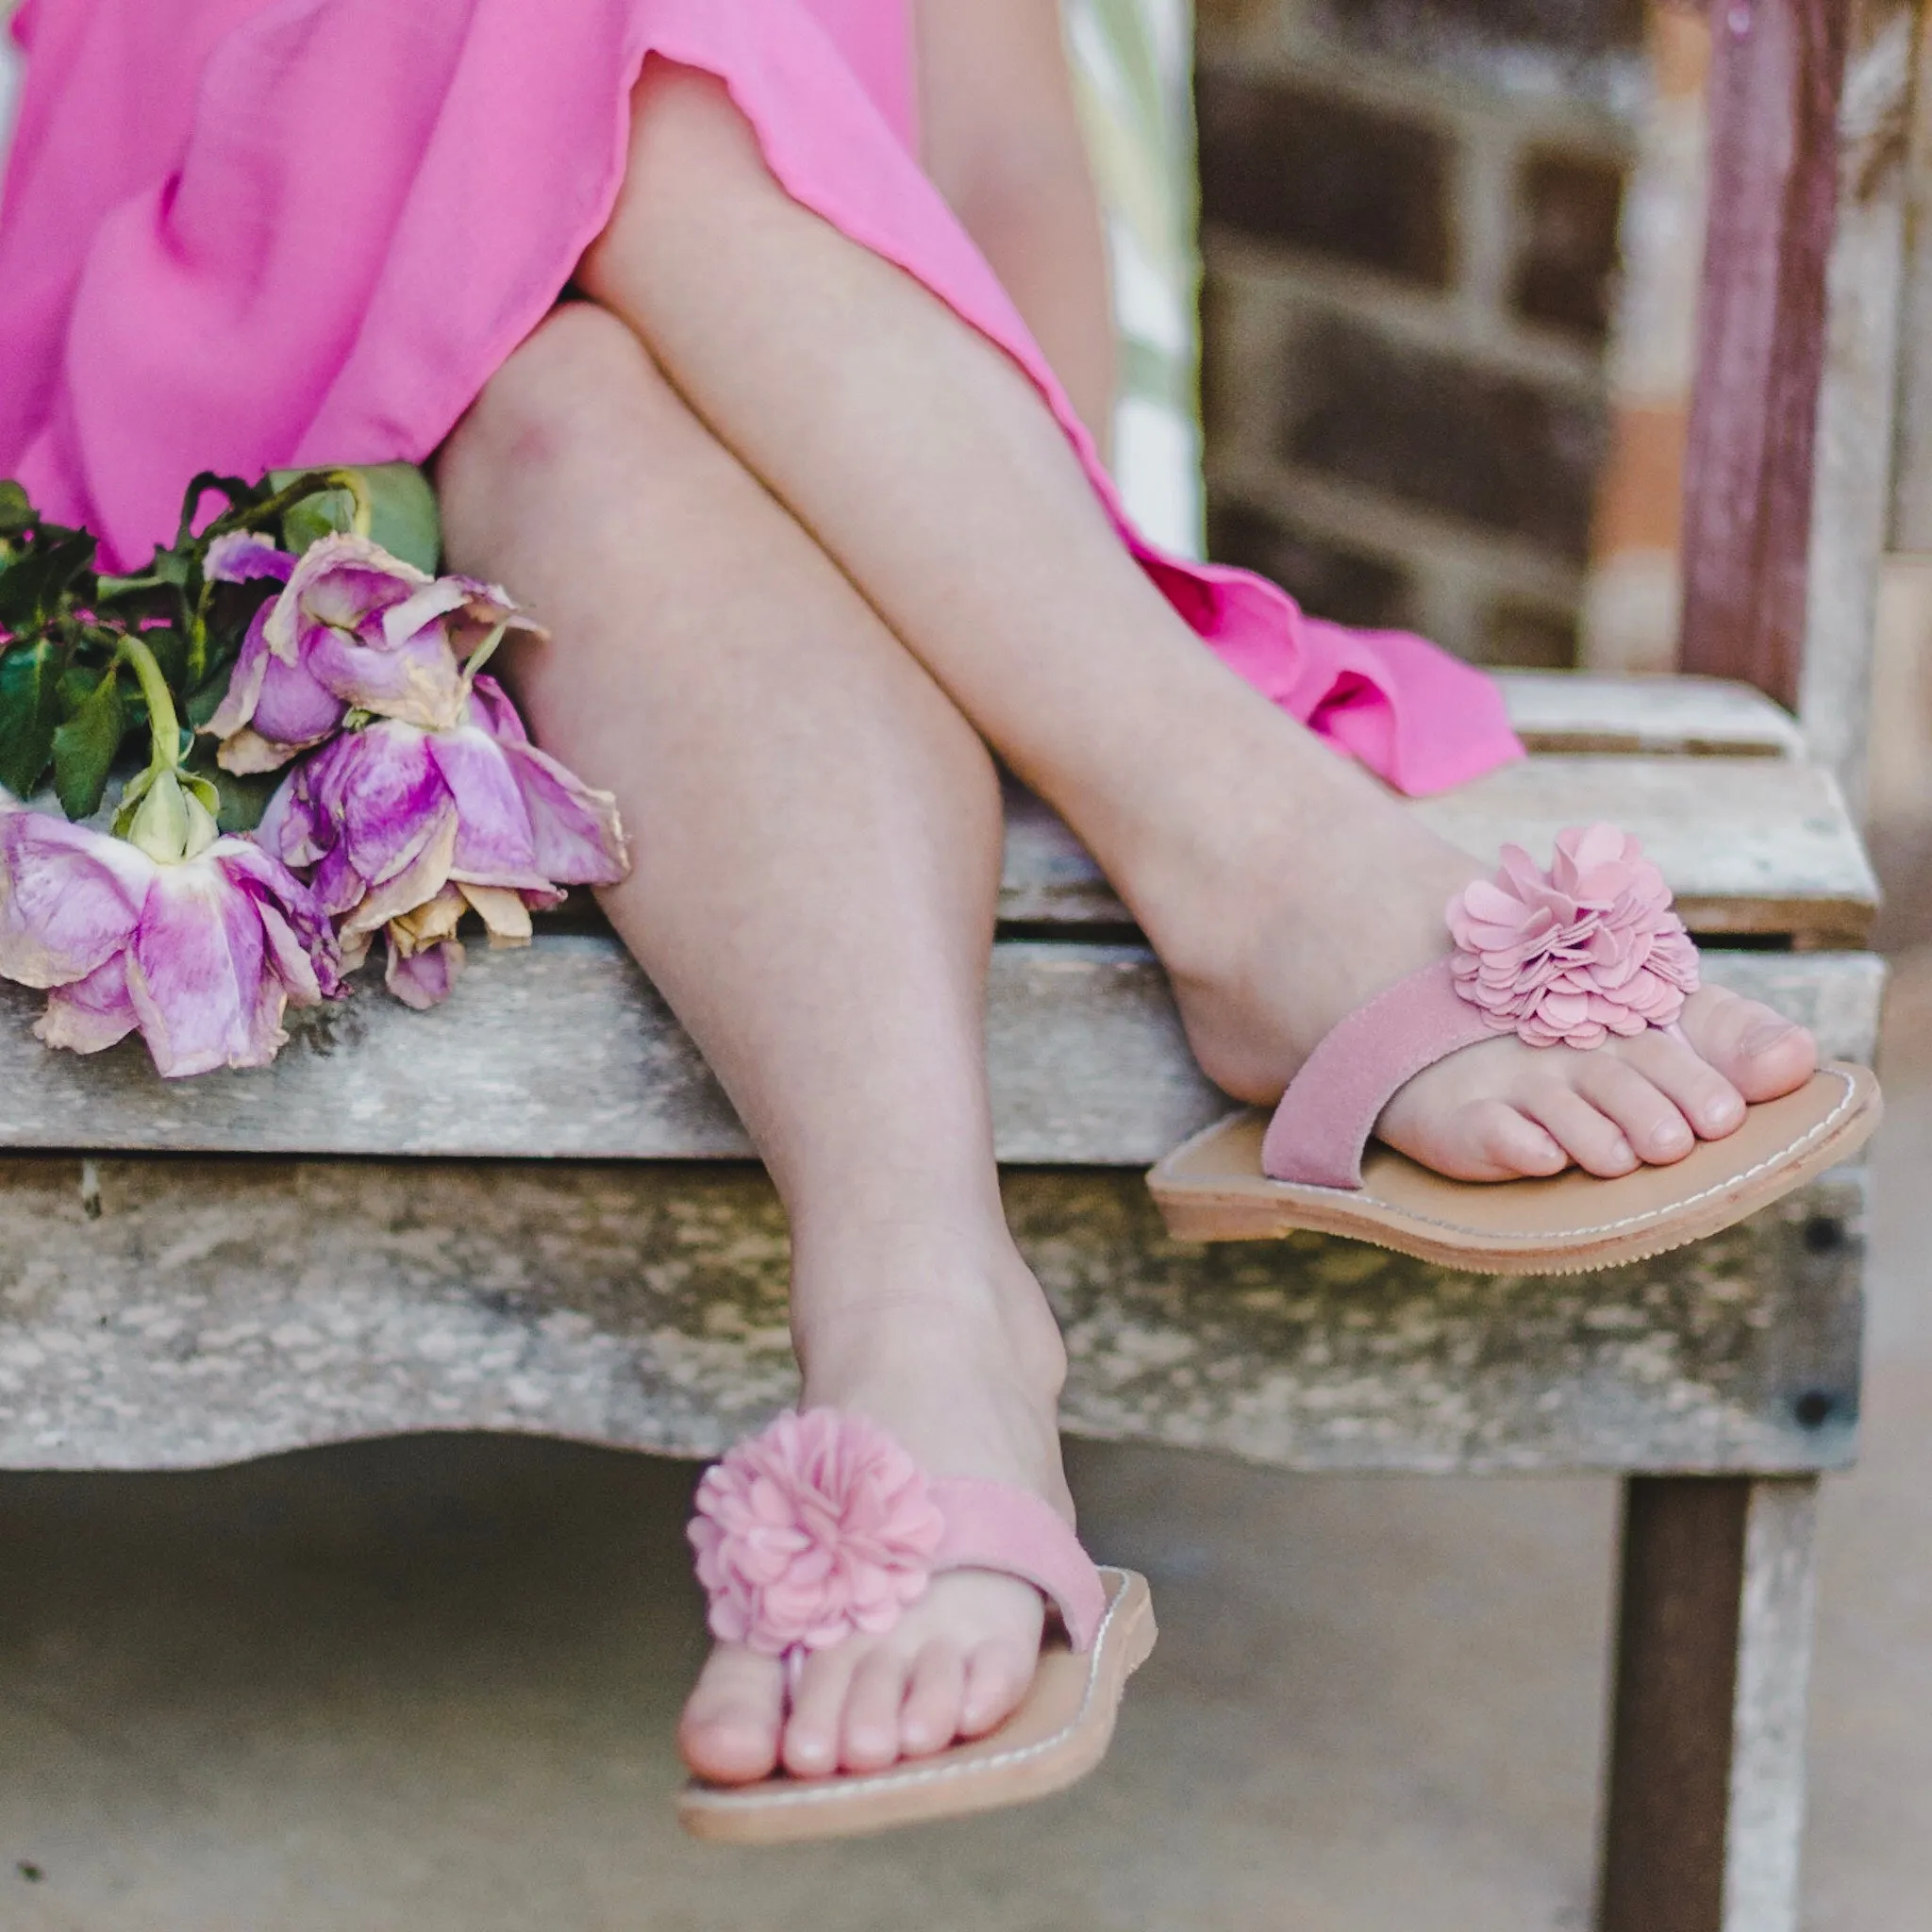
[1147,1064,1880,1274]
[676,1568,1156,1845]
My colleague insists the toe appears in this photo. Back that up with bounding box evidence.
[841,1649,914,1774]
[901,1641,967,1758]
[1461,1098,1570,1179]
[678,1644,786,1785]
[1677,989,1817,1105]
[1575,1057,1697,1165]
[1617,1009,1751,1139]
[783,1647,858,1780]
[958,1640,1034,1740]
[1515,1081,1641,1177]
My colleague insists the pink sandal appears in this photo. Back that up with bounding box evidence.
[1148,825,1880,1274]
[675,1408,1156,1843]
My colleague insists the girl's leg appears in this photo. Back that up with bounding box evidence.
[578,64,1816,1184]
[439,303,1068,1783]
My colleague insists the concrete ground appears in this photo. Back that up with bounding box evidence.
[2,962,1927,1932]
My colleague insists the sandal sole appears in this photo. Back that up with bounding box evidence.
[1146,1063,1880,1274]
[676,1568,1156,1843]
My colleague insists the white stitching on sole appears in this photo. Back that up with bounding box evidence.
[683,1569,1134,1815]
[1288,1068,1864,1241]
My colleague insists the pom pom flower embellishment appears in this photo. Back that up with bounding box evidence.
[688,1409,946,1657]
[1445,824,1700,1051]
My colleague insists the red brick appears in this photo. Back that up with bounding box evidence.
[1197,68,1453,287]
[1275,318,1608,558]
[1483,601,1579,668]
[1513,150,1625,340]
[1207,501,1415,630]
[1313,0,1645,81]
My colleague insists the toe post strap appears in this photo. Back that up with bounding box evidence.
[689,1409,1106,1668]
[1262,825,1703,1191]
[1262,959,1492,1189]
[927,1475,1105,1651]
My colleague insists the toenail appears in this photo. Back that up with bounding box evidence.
[1743,1019,1796,1055]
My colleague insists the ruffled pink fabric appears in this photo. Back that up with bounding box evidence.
[1446,824,1701,1050]
[0,0,1524,799]
[689,1409,945,1657]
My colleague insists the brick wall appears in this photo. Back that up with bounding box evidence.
[1195,0,1646,666]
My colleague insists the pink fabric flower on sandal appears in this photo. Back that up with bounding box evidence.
[1445,824,1700,1050]
[688,1409,946,1657]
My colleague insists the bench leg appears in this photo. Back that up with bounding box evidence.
[1596,1475,1821,1932]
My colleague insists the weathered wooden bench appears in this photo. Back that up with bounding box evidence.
[0,2,1916,1929]
[0,670,1884,1930]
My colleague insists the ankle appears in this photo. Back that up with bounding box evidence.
[790,1241,1068,1407]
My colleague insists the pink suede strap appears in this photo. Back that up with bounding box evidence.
[928,1477,1107,1652]
[1260,958,1498,1189]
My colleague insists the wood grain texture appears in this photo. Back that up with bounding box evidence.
[0,1159,1867,1475]
[1599,1477,1753,1932]
[1008,758,1878,941]
[1495,673,1805,758]
[1682,0,1851,707]
[1885,0,1932,549]
[1800,0,1916,810]
[1722,1479,1821,1932]
[0,939,1884,1159]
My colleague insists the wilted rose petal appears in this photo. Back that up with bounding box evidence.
[35,954,138,1055]
[386,935,464,1009]
[260,677,628,1007]
[0,806,341,1078]
[0,809,149,988]
[204,532,296,586]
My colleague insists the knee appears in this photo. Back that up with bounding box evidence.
[438,303,676,525]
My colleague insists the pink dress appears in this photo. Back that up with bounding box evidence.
[0,0,1523,796]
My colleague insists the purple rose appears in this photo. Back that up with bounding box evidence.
[205,534,540,774]
[0,807,341,1077]
[259,675,628,1007]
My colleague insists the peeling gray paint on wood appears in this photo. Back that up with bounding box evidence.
[0,1158,1867,1477]
[0,944,1884,1158]
[1723,1478,1822,1932]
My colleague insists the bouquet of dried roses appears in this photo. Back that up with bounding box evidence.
[0,467,629,1076]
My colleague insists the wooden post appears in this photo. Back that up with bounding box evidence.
[1599,1477,1750,1932]
[1598,1478,1823,1932]
[1679,0,1851,706]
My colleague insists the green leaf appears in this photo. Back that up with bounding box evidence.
[174,472,265,550]
[0,640,65,798]
[0,525,97,632]
[142,626,190,691]
[275,462,441,572]
[0,480,33,538]
[52,668,126,821]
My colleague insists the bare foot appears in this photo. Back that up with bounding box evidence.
[1154,780,1818,1182]
[678,1261,1071,1784]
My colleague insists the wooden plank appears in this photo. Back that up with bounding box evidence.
[1722,1480,1820,1932]
[1680,0,1851,707]
[1496,673,1805,758]
[1800,0,1917,810]
[0,1159,1867,1474]
[1417,758,1877,941]
[1007,758,1878,941]
[0,936,1883,1159]
[1884,0,1932,550]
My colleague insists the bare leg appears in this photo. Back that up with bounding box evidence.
[578,64,1817,1184]
[440,304,1066,1784]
